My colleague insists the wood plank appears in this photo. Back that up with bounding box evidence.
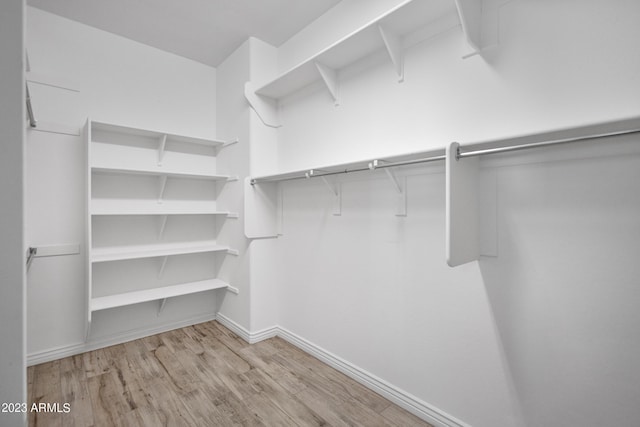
[87,373,131,427]
[239,342,308,395]
[31,360,63,427]
[198,320,252,352]
[241,368,328,426]
[82,347,111,378]
[59,355,94,427]
[276,343,393,413]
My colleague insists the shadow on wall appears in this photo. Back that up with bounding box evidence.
[477,147,640,427]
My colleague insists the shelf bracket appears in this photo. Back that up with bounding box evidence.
[158,134,167,166]
[158,256,169,279]
[385,169,407,217]
[244,82,281,128]
[158,298,168,316]
[370,160,407,216]
[454,0,499,58]
[158,175,168,203]
[314,62,340,106]
[378,25,405,83]
[216,138,239,154]
[158,215,169,239]
[306,170,341,216]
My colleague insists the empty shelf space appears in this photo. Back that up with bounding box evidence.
[90,278,229,312]
[91,241,231,263]
[92,165,229,181]
[91,200,233,216]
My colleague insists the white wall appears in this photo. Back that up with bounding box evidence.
[25,7,218,359]
[27,7,217,138]
[215,40,252,330]
[248,0,640,426]
[479,136,640,426]
[0,0,27,425]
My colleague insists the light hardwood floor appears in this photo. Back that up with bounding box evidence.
[28,321,433,426]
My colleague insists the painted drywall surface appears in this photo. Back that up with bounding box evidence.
[274,170,520,426]
[0,0,26,425]
[25,7,219,356]
[215,40,252,330]
[479,137,640,426]
[27,7,217,138]
[258,0,640,426]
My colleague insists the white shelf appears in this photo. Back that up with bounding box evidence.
[92,121,230,148]
[91,164,229,181]
[253,0,457,100]
[91,199,233,216]
[91,240,230,263]
[90,279,229,312]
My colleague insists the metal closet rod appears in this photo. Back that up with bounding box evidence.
[250,126,640,185]
[457,127,640,158]
[250,153,446,184]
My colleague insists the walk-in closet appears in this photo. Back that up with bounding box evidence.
[1,0,639,426]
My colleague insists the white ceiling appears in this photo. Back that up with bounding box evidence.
[27,0,342,67]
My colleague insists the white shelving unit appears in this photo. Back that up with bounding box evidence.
[85,119,238,337]
[245,0,490,127]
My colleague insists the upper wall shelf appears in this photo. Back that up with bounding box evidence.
[246,0,490,127]
[252,0,458,101]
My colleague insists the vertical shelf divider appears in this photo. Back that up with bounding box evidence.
[446,142,480,267]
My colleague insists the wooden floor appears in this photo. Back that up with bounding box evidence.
[28,321,432,426]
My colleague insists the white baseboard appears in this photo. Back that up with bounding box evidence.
[214,314,467,427]
[215,313,278,344]
[27,312,217,366]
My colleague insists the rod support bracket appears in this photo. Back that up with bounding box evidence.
[306,170,341,215]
